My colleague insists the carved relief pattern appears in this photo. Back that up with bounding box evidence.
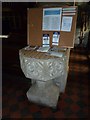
[20,55,65,81]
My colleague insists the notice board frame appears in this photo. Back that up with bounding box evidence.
[27,6,77,48]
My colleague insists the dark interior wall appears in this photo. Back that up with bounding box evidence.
[77,2,90,28]
[2,2,37,34]
[2,2,90,35]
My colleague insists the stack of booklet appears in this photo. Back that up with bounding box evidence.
[37,47,50,52]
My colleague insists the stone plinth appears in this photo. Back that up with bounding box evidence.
[19,46,70,107]
[27,80,60,108]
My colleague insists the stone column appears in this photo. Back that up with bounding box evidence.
[26,80,60,108]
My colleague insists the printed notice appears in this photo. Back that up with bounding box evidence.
[42,8,62,31]
[61,16,73,32]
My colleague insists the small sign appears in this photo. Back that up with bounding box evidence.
[42,34,50,47]
[52,32,60,46]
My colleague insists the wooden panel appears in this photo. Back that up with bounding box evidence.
[27,8,42,46]
[27,6,77,48]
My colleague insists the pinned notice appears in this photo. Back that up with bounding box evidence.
[61,16,73,32]
[42,8,62,31]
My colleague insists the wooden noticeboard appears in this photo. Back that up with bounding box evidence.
[27,6,77,48]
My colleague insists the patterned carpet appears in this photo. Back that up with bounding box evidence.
[2,46,89,119]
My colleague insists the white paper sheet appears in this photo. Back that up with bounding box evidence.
[63,7,76,11]
[61,16,73,32]
[42,8,62,31]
